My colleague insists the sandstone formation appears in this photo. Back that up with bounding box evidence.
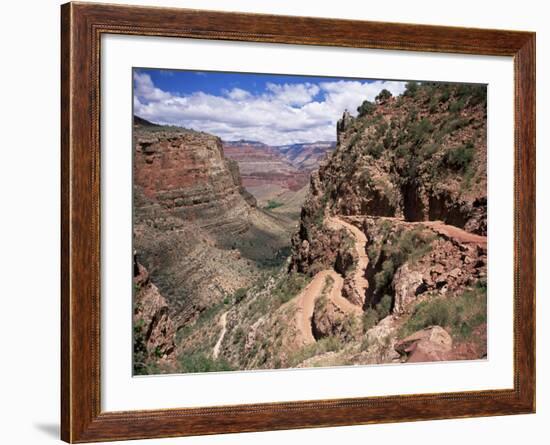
[135,126,255,238]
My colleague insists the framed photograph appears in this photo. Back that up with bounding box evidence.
[61,2,535,442]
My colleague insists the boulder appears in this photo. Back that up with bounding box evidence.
[392,263,425,314]
[395,326,452,363]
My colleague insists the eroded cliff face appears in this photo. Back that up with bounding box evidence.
[291,82,487,276]
[307,83,486,235]
[134,126,256,239]
[133,120,293,330]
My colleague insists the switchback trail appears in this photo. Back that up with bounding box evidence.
[346,215,487,248]
[293,270,362,346]
[326,216,370,305]
[292,215,368,346]
[422,220,487,247]
[289,214,487,348]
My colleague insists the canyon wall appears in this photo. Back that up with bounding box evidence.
[133,119,292,328]
[292,82,488,277]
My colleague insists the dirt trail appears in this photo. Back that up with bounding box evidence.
[293,269,363,346]
[422,221,487,247]
[289,214,486,349]
[344,215,487,248]
[326,216,370,304]
[293,271,340,345]
[292,215,369,346]
[212,312,227,359]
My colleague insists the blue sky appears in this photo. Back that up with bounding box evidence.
[133,68,407,145]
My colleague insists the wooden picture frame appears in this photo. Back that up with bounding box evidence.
[61,2,535,442]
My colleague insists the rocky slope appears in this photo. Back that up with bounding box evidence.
[133,118,292,330]
[282,82,488,366]
[291,82,487,275]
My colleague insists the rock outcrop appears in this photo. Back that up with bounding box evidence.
[133,258,176,373]
[360,216,487,313]
[294,83,487,240]
[395,326,453,362]
[283,83,488,367]
[134,126,255,239]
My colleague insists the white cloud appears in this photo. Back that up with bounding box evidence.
[265,82,320,106]
[134,74,406,145]
[133,72,172,102]
[225,88,251,101]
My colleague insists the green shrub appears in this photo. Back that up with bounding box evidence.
[375,121,389,137]
[468,84,487,107]
[421,143,439,158]
[449,98,466,113]
[445,142,475,171]
[410,118,434,145]
[366,142,384,159]
[178,352,234,373]
[428,97,439,113]
[383,130,394,149]
[399,281,487,340]
[404,81,419,97]
[357,100,376,117]
[395,143,411,159]
[362,310,379,332]
[439,116,470,136]
[264,200,283,210]
[272,273,311,305]
[374,259,395,293]
[367,244,379,263]
[233,287,248,304]
[362,294,393,333]
[289,336,343,366]
[375,88,393,102]
[377,294,392,319]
